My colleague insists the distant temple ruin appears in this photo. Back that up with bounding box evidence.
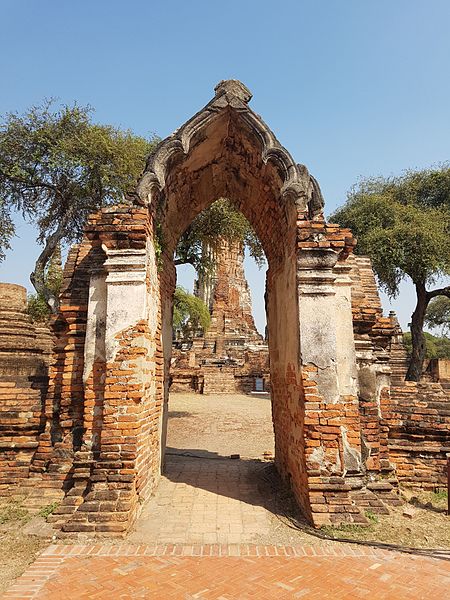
[171,238,270,394]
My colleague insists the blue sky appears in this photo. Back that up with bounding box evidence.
[1,0,449,333]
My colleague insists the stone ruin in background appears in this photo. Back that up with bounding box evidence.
[171,237,270,394]
[0,80,449,536]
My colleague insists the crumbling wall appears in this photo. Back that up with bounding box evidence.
[347,256,398,476]
[0,283,52,494]
[349,255,450,490]
[382,383,450,489]
[425,359,450,383]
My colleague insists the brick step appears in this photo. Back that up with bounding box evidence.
[350,489,390,515]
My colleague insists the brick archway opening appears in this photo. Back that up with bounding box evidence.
[155,115,304,508]
[37,81,379,536]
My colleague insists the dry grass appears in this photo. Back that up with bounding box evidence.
[0,499,51,594]
[320,490,450,549]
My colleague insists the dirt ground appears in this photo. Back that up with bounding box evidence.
[166,392,275,459]
[0,500,53,594]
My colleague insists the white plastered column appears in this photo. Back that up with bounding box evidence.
[103,247,148,363]
[333,261,359,397]
[297,248,340,403]
[83,247,148,384]
[297,248,362,473]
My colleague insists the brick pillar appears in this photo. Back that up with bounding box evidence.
[56,243,161,535]
[298,248,364,526]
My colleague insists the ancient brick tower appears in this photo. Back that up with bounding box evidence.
[195,238,264,355]
[171,237,269,394]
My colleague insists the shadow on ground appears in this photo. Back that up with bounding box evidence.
[163,446,310,526]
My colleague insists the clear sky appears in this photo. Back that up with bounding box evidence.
[1,0,449,333]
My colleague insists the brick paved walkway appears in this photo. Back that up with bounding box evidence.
[3,544,450,599]
[129,455,272,545]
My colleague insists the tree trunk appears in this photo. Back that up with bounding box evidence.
[406,282,428,381]
[30,218,68,314]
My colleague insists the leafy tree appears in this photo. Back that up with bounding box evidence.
[366,166,450,210]
[173,286,211,339]
[403,331,450,360]
[425,296,450,336]
[331,166,450,381]
[175,199,265,274]
[0,100,156,312]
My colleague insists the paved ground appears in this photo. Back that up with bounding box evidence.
[4,543,450,599]
[129,455,273,545]
[129,392,279,545]
[3,393,450,598]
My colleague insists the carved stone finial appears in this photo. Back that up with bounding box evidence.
[214,80,253,104]
[308,174,325,219]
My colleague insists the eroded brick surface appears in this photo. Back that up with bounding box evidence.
[0,284,52,497]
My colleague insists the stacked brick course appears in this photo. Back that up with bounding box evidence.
[0,381,44,494]
[0,284,52,496]
[348,255,450,491]
[382,382,450,489]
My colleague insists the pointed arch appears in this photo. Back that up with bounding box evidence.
[136,80,323,220]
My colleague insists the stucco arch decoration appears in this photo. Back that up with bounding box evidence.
[15,80,404,536]
[136,79,323,219]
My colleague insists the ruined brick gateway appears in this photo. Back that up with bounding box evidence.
[2,80,449,535]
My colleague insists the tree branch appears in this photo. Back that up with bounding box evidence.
[174,257,197,267]
[0,167,64,199]
[426,286,450,301]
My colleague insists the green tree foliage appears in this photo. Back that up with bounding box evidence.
[0,199,14,261]
[367,166,450,210]
[403,332,450,360]
[425,296,450,336]
[175,199,265,274]
[0,100,157,312]
[331,165,450,381]
[173,287,211,339]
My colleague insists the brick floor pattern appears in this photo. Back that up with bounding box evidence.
[3,544,450,600]
[129,457,272,545]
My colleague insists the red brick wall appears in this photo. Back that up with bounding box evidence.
[382,382,450,489]
[0,381,44,493]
